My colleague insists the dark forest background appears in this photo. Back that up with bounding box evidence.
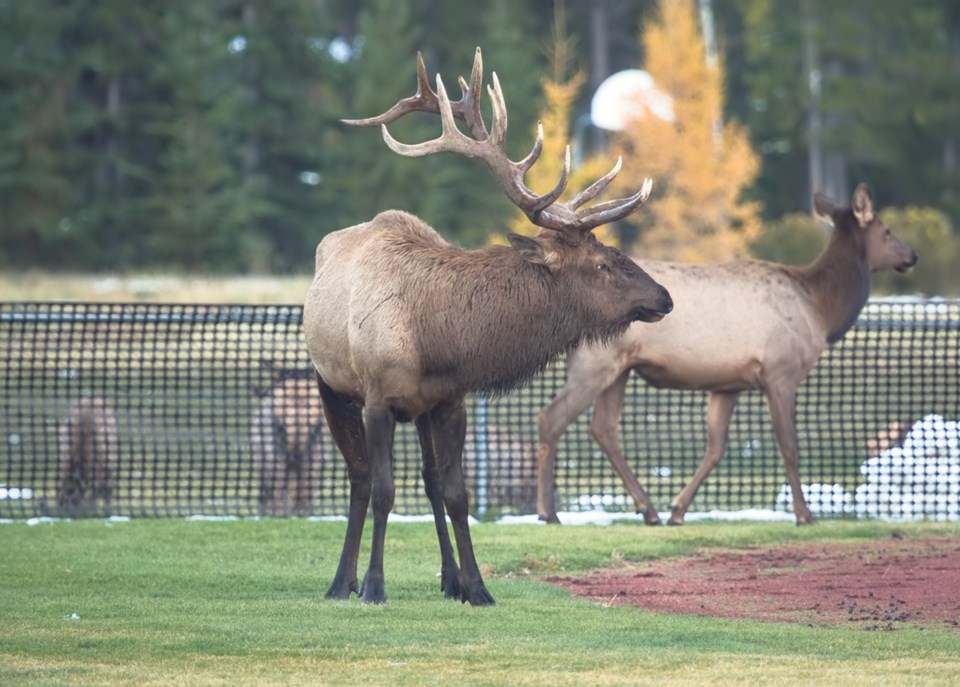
[1,0,957,293]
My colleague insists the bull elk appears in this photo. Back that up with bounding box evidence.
[303,48,672,605]
[536,184,917,526]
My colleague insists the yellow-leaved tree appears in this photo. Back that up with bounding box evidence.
[506,3,617,246]
[613,0,761,263]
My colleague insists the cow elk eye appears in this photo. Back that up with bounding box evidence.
[596,262,609,272]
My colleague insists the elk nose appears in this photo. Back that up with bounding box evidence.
[659,288,674,314]
[899,251,918,272]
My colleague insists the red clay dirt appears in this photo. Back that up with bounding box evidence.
[546,535,960,630]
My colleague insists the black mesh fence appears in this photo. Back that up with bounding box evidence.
[1,300,958,521]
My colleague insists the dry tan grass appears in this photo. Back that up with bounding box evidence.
[0,271,312,304]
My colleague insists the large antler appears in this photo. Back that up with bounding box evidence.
[342,48,653,239]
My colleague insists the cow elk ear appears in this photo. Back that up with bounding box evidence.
[852,183,874,227]
[507,233,551,266]
[812,193,837,227]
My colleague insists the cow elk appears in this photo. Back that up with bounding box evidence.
[303,48,672,604]
[56,397,119,515]
[537,184,917,526]
[250,359,325,516]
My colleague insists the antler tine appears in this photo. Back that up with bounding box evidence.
[528,145,571,213]
[486,72,508,150]
[567,156,623,211]
[517,121,544,173]
[456,47,487,139]
[379,74,474,158]
[341,52,439,127]
[574,178,654,228]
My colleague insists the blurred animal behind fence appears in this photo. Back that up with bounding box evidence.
[250,360,326,516]
[866,419,910,458]
[464,423,537,513]
[56,397,119,515]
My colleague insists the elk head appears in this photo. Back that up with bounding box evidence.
[814,184,918,274]
[342,48,673,325]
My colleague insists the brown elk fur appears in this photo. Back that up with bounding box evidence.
[303,49,672,606]
[250,365,325,516]
[56,397,119,515]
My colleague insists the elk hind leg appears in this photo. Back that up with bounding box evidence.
[590,371,660,525]
[669,391,738,525]
[359,402,396,604]
[416,414,461,600]
[315,374,369,599]
[431,400,494,606]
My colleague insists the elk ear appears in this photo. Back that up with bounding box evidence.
[507,233,551,266]
[812,193,837,226]
[851,183,874,227]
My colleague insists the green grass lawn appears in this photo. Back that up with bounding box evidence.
[2,518,959,686]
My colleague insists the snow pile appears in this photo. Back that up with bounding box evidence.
[0,484,34,500]
[855,414,960,521]
[775,483,852,516]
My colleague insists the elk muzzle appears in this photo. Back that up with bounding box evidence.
[896,250,918,273]
[632,284,673,323]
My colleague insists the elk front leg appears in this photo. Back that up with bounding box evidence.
[360,403,396,604]
[537,358,625,523]
[590,370,660,525]
[431,400,494,606]
[416,414,461,600]
[669,390,739,525]
[766,387,814,525]
[316,376,369,600]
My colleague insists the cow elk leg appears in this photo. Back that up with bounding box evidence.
[766,387,815,525]
[590,371,661,525]
[416,413,462,600]
[316,376,370,599]
[431,400,494,605]
[537,362,626,523]
[669,391,739,525]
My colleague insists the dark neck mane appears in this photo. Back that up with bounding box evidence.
[405,245,619,396]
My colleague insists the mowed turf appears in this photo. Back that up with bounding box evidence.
[2,518,959,686]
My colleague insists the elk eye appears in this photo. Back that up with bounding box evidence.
[596,262,609,272]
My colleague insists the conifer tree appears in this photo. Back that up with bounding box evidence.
[0,0,74,267]
[334,0,427,225]
[613,0,761,263]
[507,0,618,246]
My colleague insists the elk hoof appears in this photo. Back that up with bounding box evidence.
[440,571,462,600]
[795,514,816,526]
[641,510,662,526]
[324,578,358,600]
[667,504,686,526]
[462,583,496,606]
[360,576,387,605]
[538,512,562,525]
